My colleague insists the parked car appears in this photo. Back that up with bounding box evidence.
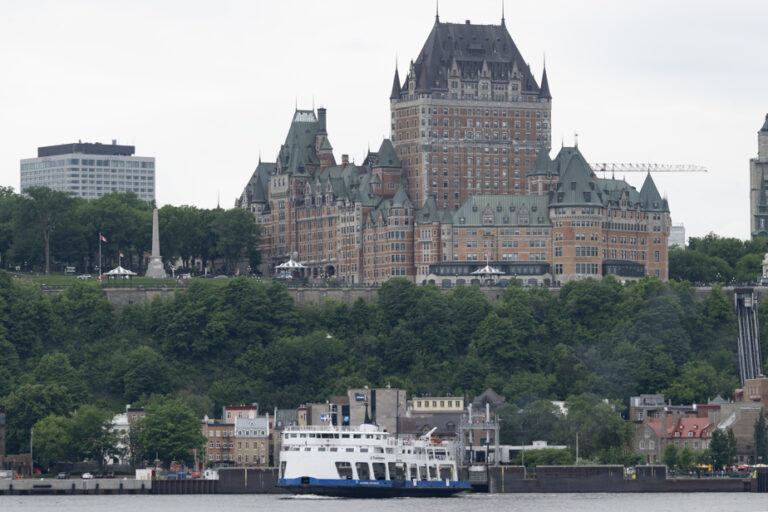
[57,472,69,479]
[81,472,93,479]
[76,274,91,280]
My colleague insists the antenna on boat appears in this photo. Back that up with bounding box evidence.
[364,402,372,424]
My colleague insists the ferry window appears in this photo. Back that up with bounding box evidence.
[330,447,338,452]
[336,462,353,479]
[356,462,371,480]
[346,448,354,452]
[429,466,438,479]
[439,465,453,480]
[342,434,350,439]
[409,465,418,480]
[304,447,311,451]
[386,448,394,454]
[389,462,406,480]
[419,465,428,480]
[353,434,361,439]
[375,447,384,453]
[372,463,387,480]
[318,447,326,451]
[365,435,373,439]
[360,448,369,453]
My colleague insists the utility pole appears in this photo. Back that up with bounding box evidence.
[29,428,33,477]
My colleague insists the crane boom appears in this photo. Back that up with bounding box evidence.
[590,163,707,173]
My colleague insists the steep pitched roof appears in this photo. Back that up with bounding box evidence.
[240,160,275,205]
[391,185,412,208]
[407,20,540,95]
[539,67,551,99]
[390,67,401,100]
[528,147,557,176]
[762,113,768,132]
[415,195,440,224]
[551,150,603,208]
[277,110,321,176]
[639,173,668,212]
[374,139,401,168]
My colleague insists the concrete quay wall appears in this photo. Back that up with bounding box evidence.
[0,478,151,495]
[487,465,750,493]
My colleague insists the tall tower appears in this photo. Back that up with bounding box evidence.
[390,15,552,210]
[750,114,768,238]
[145,208,167,278]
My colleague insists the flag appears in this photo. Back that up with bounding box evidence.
[100,235,108,243]
[119,252,124,258]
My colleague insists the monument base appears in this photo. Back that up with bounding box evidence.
[146,256,167,278]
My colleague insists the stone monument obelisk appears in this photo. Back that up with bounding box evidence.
[145,208,167,278]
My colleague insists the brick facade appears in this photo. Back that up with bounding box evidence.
[237,16,670,285]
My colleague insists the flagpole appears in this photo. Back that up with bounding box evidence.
[98,233,102,279]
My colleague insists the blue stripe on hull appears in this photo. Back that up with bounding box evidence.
[278,477,470,498]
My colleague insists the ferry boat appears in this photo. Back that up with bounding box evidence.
[277,422,470,497]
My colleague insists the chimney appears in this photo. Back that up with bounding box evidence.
[317,107,327,134]
[342,154,349,165]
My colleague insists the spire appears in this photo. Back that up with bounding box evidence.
[435,0,439,23]
[501,0,506,26]
[539,64,551,99]
[390,66,401,100]
[762,113,768,132]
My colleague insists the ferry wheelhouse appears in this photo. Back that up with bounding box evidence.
[278,423,470,497]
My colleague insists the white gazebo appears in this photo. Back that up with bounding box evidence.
[275,258,307,278]
[104,265,138,278]
[471,260,503,284]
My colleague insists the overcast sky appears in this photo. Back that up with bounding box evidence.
[1,0,766,242]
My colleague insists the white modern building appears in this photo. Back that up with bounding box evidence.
[20,140,155,201]
[668,222,685,248]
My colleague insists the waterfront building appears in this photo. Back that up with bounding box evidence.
[234,416,269,466]
[237,15,670,284]
[202,420,234,465]
[20,141,156,201]
[409,396,465,413]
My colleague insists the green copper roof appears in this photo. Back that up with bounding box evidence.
[551,151,603,207]
[452,194,552,227]
[375,139,401,168]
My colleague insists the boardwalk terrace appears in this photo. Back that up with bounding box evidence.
[237,15,670,285]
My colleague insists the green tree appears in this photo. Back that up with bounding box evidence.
[31,415,73,472]
[16,187,77,274]
[562,394,632,461]
[709,429,737,470]
[678,446,695,472]
[70,405,122,470]
[2,384,74,453]
[138,395,204,467]
[211,208,261,273]
[662,442,678,469]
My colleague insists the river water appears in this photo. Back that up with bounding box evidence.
[0,493,765,511]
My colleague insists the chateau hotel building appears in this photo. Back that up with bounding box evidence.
[237,15,670,285]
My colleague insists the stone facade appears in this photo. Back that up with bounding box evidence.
[237,15,670,285]
[750,114,768,237]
